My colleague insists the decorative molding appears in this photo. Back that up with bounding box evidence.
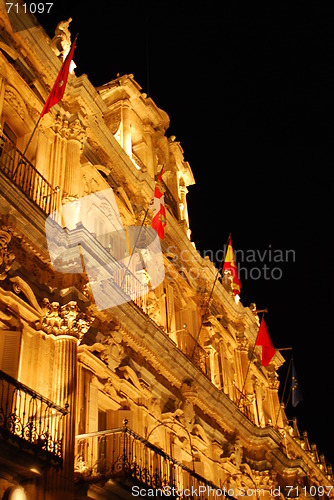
[4,86,25,120]
[10,276,43,315]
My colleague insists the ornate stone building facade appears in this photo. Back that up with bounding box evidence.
[0,5,333,500]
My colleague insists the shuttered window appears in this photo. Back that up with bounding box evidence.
[0,331,21,379]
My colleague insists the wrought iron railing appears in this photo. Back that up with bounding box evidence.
[75,425,221,498]
[170,329,208,374]
[113,265,149,312]
[0,133,59,215]
[0,370,68,465]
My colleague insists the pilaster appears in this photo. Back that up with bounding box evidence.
[40,300,91,500]
[63,118,86,201]
[121,104,132,158]
[0,75,6,129]
[235,334,250,392]
[268,372,281,427]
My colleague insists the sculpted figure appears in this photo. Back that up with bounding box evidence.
[53,18,73,59]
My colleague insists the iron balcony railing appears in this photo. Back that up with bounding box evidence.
[0,133,59,215]
[75,425,221,498]
[0,369,68,465]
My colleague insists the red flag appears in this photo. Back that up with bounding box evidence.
[255,318,276,366]
[152,170,166,239]
[223,236,241,296]
[40,38,77,117]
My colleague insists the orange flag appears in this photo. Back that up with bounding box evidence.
[255,318,276,366]
[223,235,241,296]
[152,170,166,239]
[40,38,77,117]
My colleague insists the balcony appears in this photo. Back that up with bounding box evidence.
[0,133,59,215]
[75,424,220,498]
[0,369,68,466]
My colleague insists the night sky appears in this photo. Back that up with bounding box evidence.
[20,1,334,465]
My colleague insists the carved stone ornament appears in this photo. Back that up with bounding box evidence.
[40,299,92,341]
[52,18,72,59]
[52,115,86,143]
[68,118,86,144]
[4,86,25,121]
[0,227,15,280]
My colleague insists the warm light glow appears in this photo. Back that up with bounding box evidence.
[234,294,240,304]
[29,467,41,475]
[69,60,76,74]
[8,487,27,500]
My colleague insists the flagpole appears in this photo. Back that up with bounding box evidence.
[274,354,293,427]
[23,116,42,157]
[13,34,79,180]
[237,310,267,408]
[190,232,231,361]
[12,116,41,180]
[120,165,164,291]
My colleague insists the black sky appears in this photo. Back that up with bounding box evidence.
[26,1,334,465]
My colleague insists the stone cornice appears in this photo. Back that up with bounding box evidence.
[284,432,333,485]
[97,75,170,131]
[266,448,310,477]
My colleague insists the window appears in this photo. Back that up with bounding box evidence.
[0,331,21,379]
[3,123,17,145]
[0,123,17,175]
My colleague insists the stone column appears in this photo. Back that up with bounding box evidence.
[41,300,91,500]
[179,184,188,222]
[268,373,281,427]
[121,104,132,158]
[255,381,265,427]
[63,118,85,201]
[223,351,234,399]
[143,123,155,178]
[235,335,250,393]
[57,118,86,230]
[50,115,67,198]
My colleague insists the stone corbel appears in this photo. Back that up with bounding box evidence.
[10,276,43,315]
[118,365,148,394]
